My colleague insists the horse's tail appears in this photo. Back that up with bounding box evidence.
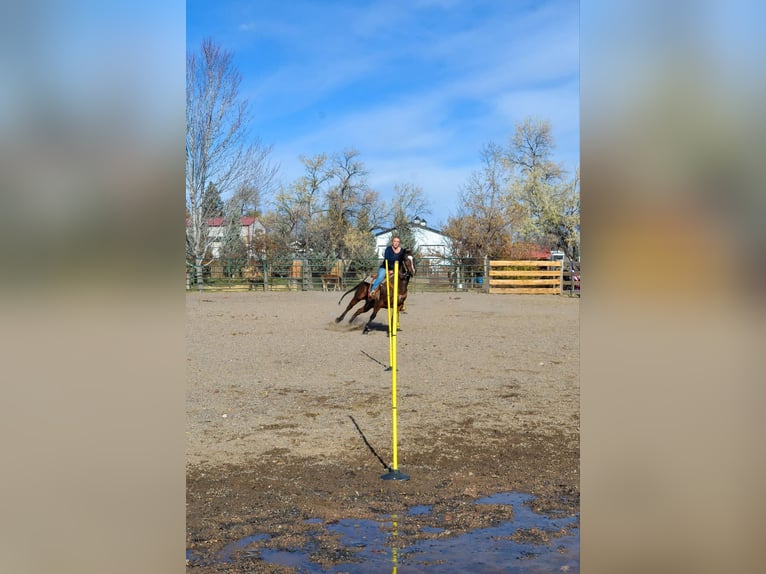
[338,282,362,305]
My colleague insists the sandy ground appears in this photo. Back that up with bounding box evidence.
[186,289,580,571]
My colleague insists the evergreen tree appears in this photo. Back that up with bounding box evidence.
[201,182,224,217]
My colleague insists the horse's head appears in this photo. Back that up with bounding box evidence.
[401,249,416,279]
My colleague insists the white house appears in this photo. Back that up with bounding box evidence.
[374,217,453,265]
[191,216,265,258]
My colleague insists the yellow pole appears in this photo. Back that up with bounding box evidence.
[385,260,393,366]
[381,261,409,480]
[391,260,399,471]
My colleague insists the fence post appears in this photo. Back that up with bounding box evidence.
[559,259,564,295]
[483,255,490,293]
[302,256,310,291]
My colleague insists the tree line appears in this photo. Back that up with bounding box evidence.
[186,39,579,287]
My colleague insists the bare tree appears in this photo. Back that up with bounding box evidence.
[321,149,387,260]
[508,117,563,181]
[270,153,333,254]
[228,144,279,219]
[266,148,390,275]
[385,182,432,254]
[296,153,334,253]
[186,38,276,288]
[389,182,431,221]
[324,149,367,256]
[344,206,378,276]
[445,142,516,260]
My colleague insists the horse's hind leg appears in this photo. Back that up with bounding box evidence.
[336,298,361,323]
[349,299,374,324]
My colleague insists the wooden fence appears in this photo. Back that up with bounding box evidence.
[187,257,352,292]
[489,260,565,294]
[188,256,579,294]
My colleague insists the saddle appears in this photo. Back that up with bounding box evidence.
[366,270,399,301]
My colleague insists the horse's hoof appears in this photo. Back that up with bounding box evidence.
[334,317,341,323]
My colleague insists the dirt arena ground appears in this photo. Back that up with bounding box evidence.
[186,289,580,571]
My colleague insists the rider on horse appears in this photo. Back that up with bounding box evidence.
[369,236,405,299]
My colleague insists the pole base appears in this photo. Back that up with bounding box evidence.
[381,469,410,481]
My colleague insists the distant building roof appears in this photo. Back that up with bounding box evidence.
[507,242,552,260]
[185,216,263,228]
[206,216,260,227]
[373,220,447,238]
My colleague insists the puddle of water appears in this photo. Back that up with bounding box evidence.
[329,518,390,550]
[214,533,270,563]
[407,504,432,516]
[260,548,310,569]
[403,493,579,573]
[187,492,579,573]
[188,533,272,566]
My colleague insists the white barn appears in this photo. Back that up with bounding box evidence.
[373,218,453,265]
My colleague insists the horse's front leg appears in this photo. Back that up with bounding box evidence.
[362,301,384,334]
[395,301,406,331]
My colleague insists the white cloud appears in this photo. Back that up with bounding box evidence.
[230,0,579,223]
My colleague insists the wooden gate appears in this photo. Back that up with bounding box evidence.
[488,260,563,294]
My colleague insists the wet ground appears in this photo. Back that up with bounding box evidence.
[188,490,578,572]
[186,428,579,572]
[186,292,579,572]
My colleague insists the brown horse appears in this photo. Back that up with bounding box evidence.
[335,250,416,334]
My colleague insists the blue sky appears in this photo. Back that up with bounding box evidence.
[187,0,579,227]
